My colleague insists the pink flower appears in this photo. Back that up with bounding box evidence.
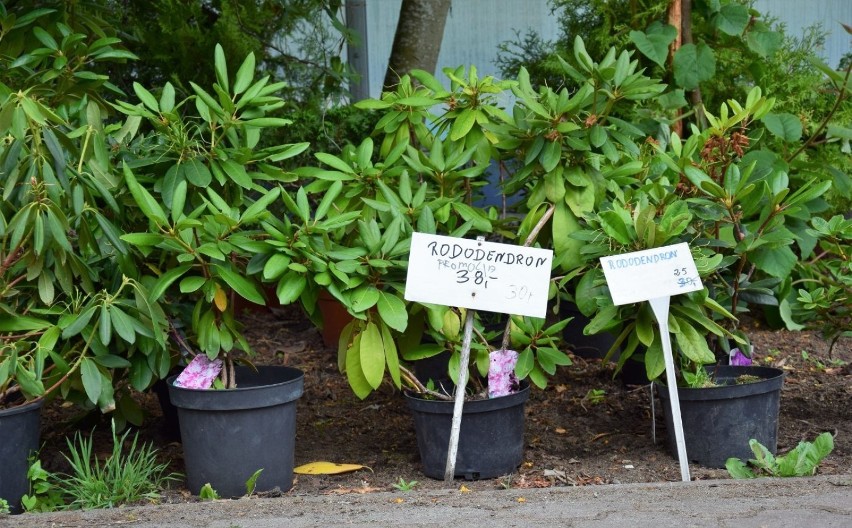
[174,355,223,389]
[488,349,519,398]
[729,348,752,366]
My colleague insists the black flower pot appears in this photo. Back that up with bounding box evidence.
[405,382,529,480]
[657,365,784,468]
[560,302,618,359]
[0,399,43,514]
[168,366,304,497]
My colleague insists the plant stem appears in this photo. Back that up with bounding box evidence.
[399,365,452,400]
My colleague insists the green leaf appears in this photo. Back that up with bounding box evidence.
[762,113,802,142]
[315,152,355,174]
[233,52,256,95]
[345,334,372,399]
[99,305,112,346]
[214,43,229,92]
[714,3,750,36]
[182,159,213,187]
[215,265,265,305]
[276,273,307,304]
[122,164,167,227]
[92,354,132,368]
[120,233,164,247]
[450,108,476,141]
[629,23,677,67]
[61,305,97,339]
[359,323,385,390]
[725,457,756,479]
[376,292,407,333]
[350,286,381,313]
[746,29,783,57]
[149,264,192,302]
[380,322,401,389]
[109,306,137,344]
[674,319,715,364]
[750,246,797,279]
[812,432,834,460]
[80,358,102,405]
[673,44,716,91]
[133,82,159,112]
[0,313,50,332]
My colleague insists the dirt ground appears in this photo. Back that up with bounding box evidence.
[37,305,852,502]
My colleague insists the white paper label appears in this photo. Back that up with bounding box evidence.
[599,242,703,305]
[404,232,553,318]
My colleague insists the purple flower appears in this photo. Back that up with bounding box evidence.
[488,349,519,398]
[729,348,752,366]
[174,355,223,389]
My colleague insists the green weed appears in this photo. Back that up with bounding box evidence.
[53,421,181,509]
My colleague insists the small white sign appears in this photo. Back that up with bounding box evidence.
[599,242,702,305]
[405,232,553,318]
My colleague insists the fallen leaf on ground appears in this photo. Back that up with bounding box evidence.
[459,485,471,493]
[323,486,383,494]
[294,461,368,475]
[555,427,567,434]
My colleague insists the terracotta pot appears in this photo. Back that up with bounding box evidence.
[317,290,353,348]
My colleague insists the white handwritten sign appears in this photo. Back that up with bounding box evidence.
[599,242,702,305]
[404,232,553,318]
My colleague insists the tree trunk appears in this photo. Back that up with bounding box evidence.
[668,0,683,137]
[382,0,452,91]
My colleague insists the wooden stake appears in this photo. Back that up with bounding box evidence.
[444,306,475,482]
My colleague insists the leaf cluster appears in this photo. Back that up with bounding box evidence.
[726,432,835,478]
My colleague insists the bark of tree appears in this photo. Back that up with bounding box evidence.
[382,0,452,91]
[668,0,683,137]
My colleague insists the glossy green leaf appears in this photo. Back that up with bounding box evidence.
[215,265,265,305]
[380,322,401,389]
[148,264,192,302]
[345,334,372,399]
[359,323,385,389]
[122,164,167,227]
[674,319,715,364]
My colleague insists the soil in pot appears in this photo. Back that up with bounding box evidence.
[0,399,44,514]
[167,366,304,497]
[405,382,530,480]
[656,365,785,468]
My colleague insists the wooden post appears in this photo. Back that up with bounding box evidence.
[443,307,476,482]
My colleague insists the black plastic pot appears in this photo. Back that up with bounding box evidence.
[0,399,43,513]
[405,382,530,480]
[560,303,618,359]
[657,365,784,468]
[167,366,304,497]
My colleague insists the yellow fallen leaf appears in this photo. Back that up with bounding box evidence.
[213,284,228,312]
[459,485,471,493]
[555,427,567,434]
[393,498,404,504]
[293,461,368,475]
[517,497,526,503]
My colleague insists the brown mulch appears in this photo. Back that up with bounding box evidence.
[37,305,852,501]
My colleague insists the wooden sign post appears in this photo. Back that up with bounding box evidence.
[599,242,703,482]
[405,232,552,482]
